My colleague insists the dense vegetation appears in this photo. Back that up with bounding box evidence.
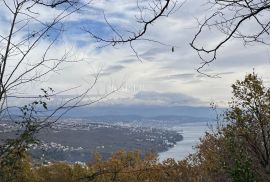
[1,72,270,181]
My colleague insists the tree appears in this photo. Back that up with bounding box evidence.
[39,150,187,182]
[0,0,178,176]
[226,72,270,180]
[0,0,179,122]
[190,0,270,74]
[188,72,270,181]
[2,71,270,181]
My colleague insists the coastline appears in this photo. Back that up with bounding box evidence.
[158,121,211,161]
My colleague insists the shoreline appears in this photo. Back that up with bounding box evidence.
[158,121,211,161]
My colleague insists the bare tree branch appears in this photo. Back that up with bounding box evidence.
[84,0,183,60]
[191,0,270,74]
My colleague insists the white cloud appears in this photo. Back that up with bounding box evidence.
[1,0,269,108]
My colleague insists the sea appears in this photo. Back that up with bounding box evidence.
[158,121,213,161]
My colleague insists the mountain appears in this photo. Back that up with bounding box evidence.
[63,104,220,119]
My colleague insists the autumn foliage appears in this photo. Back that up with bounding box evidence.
[1,72,270,181]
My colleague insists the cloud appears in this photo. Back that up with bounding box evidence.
[1,0,270,108]
[101,65,125,76]
[161,73,195,80]
[133,91,203,106]
[118,59,136,64]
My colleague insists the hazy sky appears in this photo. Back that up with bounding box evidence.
[1,0,270,107]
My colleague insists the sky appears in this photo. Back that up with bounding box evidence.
[1,0,270,109]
